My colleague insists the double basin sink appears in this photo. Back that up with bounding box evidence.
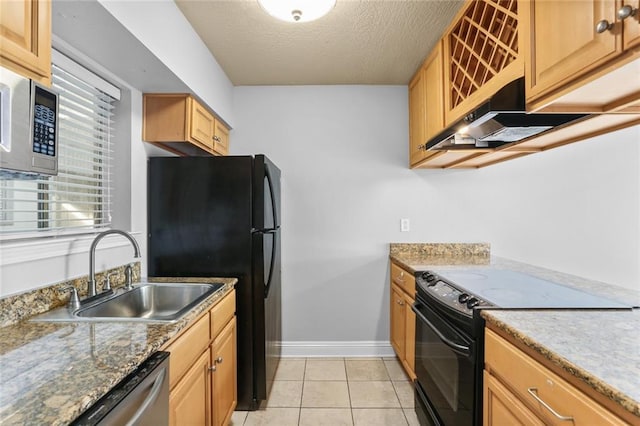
[33,282,224,323]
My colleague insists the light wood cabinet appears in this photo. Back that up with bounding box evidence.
[424,42,445,145]
[211,317,237,426]
[410,42,445,168]
[190,99,216,151]
[143,94,231,157]
[0,0,51,85]
[389,261,416,380]
[213,120,230,156]
[403,291,415,373]
[390,284,406,360]
[525,0,640,113]
[622,0,640,50]
[484,371,544,426]
[442,0,524,125]
[169,349,212,426]
[164,288,237,426]
[406,0,640,170]
[408,68,426,167]
[484,328,631,426]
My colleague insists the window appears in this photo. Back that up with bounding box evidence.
[0,52,120,239]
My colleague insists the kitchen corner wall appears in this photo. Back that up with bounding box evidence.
[231,86,640,352]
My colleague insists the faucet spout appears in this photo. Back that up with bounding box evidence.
[88,229,141,297]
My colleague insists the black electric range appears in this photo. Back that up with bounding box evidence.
[412,268,632,426]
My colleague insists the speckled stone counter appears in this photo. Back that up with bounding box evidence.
[390,246,636,306]
[389,243,640,420]
[0,278,236,426]
[482,309,640,419]
[389,242,491,269]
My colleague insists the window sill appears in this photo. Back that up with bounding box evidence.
[0,231,143,266]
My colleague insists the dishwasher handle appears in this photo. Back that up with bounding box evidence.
[125,367,166,426]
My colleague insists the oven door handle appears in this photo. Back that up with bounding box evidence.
[412,303,472,357]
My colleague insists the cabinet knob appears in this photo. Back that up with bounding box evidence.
[618,4,638,20]
[397,299,404,306]
[208,365,217,372]
[595,19,614,33]
[216,356,223,364]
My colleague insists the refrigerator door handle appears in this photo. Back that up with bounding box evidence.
[252,227,279,234]
[264,163,279,229]
[264,231,277,299]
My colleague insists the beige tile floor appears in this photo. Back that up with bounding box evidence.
[230,357,420,426]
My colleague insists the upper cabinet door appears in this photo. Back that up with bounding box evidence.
[189,98,215,151]
[0,0,51,84]
[424,42,444,145]
[526,0,622,102]
[622,0,640,50]
[408,68,426,167]
[213,120,230,156]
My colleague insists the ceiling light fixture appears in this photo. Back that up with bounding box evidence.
[257,0,336,23]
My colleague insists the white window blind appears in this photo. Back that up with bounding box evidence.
[0,57,118,238]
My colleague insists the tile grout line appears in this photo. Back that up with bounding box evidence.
[344,357,355,425]
[297,358,306,425]
[386,357,412,425]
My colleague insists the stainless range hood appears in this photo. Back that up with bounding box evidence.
[426,78,587,151]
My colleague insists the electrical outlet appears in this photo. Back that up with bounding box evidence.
[400,218,410,232]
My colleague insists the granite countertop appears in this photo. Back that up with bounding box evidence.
[482,309,640,418]
[0,278,236,426]
[389,243,640,420]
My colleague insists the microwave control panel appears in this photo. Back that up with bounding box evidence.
[32,85,58,157]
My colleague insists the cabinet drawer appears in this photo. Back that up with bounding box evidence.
[391,263,415,296]
[210,290,236,338]
[485,329,628,425]
[166,314,210,389]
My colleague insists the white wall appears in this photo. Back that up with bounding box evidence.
[231,85,640,351]
[98,0,235,126]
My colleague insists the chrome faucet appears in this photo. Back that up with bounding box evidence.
[88,229,141,297]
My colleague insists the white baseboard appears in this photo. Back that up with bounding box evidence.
[278,341,395,358]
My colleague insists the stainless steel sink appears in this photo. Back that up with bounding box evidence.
[32,282,224,323]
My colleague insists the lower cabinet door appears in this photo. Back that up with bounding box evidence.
[169,349,212,426]
[390,284,406,360]
[212,317,237,426]
[404,292,416,379]
[483,371,544,426]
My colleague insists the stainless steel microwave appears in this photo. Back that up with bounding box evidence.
[0,66,59,176]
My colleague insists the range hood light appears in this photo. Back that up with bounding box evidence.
[424,78,587,152]
[453,134,476,145]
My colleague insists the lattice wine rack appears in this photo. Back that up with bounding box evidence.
[448,0,519,110]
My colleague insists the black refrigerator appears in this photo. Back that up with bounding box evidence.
[147,155,282,410]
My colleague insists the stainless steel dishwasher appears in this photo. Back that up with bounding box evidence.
[71,351,170,426]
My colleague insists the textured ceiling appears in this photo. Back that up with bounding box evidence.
[176,0,464,86]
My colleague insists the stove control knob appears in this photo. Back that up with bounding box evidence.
[421,272,437,285]
[466,297,480,309]
[458,293,470,303]
[421,272,434,281]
